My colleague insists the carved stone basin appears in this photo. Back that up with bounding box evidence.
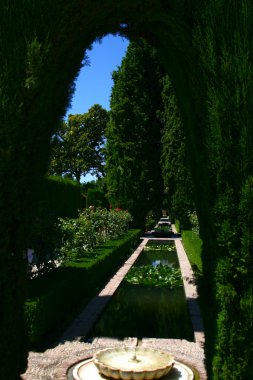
[93,347,175,380]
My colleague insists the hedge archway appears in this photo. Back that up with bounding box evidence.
[1,2,253,379]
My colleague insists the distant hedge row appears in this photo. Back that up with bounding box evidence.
[39,176,83,219]
[86,187,109,208]
[25,229,141,345]
[29,176,82,262]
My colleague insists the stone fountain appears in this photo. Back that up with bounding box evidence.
[71,347,195,380]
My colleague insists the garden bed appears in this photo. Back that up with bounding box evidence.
[25,229,141,347]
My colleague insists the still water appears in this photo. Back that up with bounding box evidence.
[88,241,194,341]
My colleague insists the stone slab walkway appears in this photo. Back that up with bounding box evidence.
[22,230,207,380]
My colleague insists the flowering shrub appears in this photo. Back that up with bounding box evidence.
[145,214,156,230]
[58,207,132,260]
[188,211,199,235]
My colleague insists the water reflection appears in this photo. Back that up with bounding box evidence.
[152,259,174,267]
[90,284,193,340]
[136,249,178,268]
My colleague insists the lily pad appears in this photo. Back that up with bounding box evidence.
[125,264,182,288]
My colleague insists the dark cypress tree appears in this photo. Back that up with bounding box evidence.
[105,40,164,227]
[160,75,195,227]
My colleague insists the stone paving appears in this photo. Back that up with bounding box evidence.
[21,229,207,380]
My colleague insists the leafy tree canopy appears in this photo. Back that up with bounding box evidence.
[49,104,109,182]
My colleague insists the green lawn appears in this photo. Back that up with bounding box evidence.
[181,229,216,377]
[181,230,203,273]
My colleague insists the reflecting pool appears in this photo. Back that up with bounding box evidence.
[88,240,194,341]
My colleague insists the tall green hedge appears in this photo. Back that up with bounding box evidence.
[192,3,253,378]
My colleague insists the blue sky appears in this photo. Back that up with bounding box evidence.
[66,34,129,116]
[65,34,129,182]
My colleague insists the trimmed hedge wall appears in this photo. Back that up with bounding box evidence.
[39,176,82,219]
[25,229,141,345]
[86,188,109,208]
[30,176,83,264]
